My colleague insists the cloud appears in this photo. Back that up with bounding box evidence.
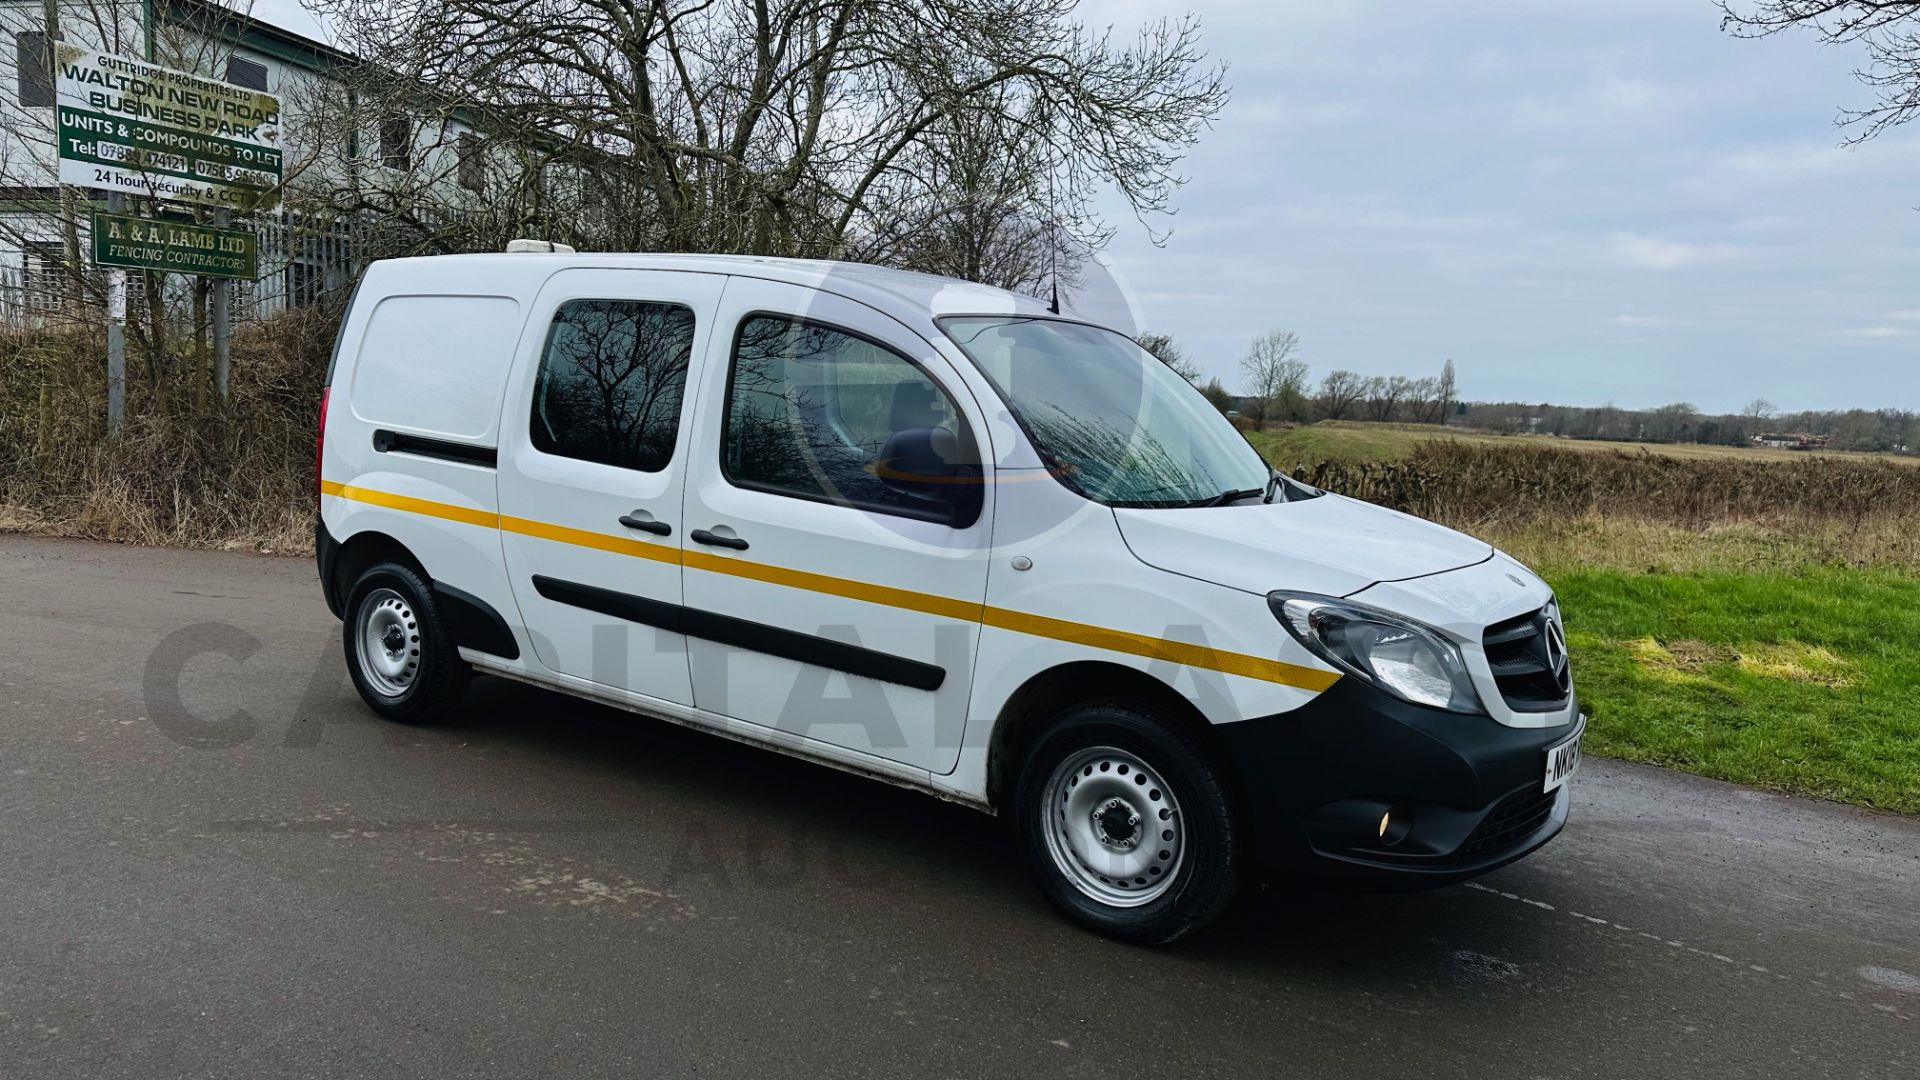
[1610,314,1682,328]
[1888,310,1920,321]
[1835,327,1910,340]
[1609,233,1745,271]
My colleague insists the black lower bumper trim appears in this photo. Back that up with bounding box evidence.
[315,517,343,618]
[1216,678,1579,887]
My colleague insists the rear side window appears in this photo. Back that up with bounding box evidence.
[722,314,974,516]
[531,299,696,472]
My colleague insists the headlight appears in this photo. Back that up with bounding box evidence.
[1269,591,1485,714]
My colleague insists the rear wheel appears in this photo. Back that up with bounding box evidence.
[1014,703,1242,944]
[343,562,470,723]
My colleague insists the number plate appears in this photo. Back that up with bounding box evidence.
[1544,731,1582,793]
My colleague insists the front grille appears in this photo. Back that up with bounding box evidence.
[1462,784,1558,857]
[1482,607,1571,711]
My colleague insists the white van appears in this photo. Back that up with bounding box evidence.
[316,251,1582,942]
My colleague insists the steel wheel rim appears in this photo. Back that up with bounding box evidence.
[354,588,421,698]
[1041,745,1185,907]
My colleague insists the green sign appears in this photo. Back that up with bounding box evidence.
[57,46,283,211]
[90,212,257,279]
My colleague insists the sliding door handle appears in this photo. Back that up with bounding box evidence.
[618,514,671,536]
[689,528,749,551]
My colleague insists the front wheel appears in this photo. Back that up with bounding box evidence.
[342,561,470,723]
[1013,703,1243,944]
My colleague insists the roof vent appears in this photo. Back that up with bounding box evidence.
[505,239,575,253]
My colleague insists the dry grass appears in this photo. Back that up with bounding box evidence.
[1466,514,1920,575]
[0,308,336,552]
[1253,439,1920,575]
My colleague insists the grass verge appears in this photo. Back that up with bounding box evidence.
[1549,568,1919,813]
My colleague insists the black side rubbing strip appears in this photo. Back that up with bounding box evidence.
[531,575,945,692]
[680,607,945,691]
[532,575,682,633]
[373,429,498,468]
[432,581,521,660]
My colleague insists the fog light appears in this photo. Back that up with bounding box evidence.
[1377,806,1413,847]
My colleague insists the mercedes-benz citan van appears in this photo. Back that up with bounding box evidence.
[316,250,1582,942]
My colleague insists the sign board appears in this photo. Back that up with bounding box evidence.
[56,46,282,210]
[90,212,257,279]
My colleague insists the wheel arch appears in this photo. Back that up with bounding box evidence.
[326,529,428,615]
[984,660,1230,813]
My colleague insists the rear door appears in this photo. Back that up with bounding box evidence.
[496,269,725,706]
[677,277,992,773]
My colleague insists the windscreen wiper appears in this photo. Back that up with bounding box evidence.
[1196,486,1266,508]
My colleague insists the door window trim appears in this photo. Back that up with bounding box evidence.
[717,309,983,527]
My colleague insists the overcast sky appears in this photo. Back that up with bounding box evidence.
[254,0,1920,412]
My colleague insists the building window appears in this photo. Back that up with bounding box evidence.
[23,243,66,309]
[457,132,483,192]
[16,31,54,108]
[379,114,411,170]
[225,56,268,91]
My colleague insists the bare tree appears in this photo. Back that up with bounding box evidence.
[1721,2,1920,141]
[1239,329,1307,424]
[1314,369,1364,421]
[1435,358,1457,423]
[300,0,1231,278]
[1137,331,1200,384]
[1361,375,1416,422]
[1404,376,1443,424]
[1743,398,1776,424]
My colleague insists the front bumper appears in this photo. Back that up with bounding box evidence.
[1215,677,1581,888]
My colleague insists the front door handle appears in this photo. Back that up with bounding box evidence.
[618,513,671,537]
[689,528,749,551]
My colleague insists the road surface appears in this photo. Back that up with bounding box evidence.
[1,534,1914,1078]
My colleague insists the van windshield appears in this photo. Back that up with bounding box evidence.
[939,316,1271,507]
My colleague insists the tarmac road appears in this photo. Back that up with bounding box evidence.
[1,533,1914,1079]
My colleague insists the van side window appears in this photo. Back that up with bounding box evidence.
[531,299,696,472]
[723,314,976,518]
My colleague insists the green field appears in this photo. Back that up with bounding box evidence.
[1253,422,1920,814]
[1555,569,1919,812]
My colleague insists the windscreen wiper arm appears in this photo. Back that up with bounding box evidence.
[1196,486,1266,508]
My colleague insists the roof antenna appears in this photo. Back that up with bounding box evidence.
[1042,97,1061,315]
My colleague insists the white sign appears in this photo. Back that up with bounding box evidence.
[55,46,283,210]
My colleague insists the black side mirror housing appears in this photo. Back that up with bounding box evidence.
[877,427,982,528]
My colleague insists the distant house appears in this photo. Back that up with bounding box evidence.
[1752,433,1829,451]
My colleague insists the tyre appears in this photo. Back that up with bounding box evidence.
[342,561,471,723]
[1013,702,1242,944]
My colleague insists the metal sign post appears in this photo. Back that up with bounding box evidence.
[212,208,231,400]
[105,192,125,435]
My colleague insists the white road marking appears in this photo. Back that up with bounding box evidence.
[1461,881,1914,1020]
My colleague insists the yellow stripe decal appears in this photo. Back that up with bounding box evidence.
[323,481,1338,691]
[980,607,1342,691]
[320,480,499,530]
[499,513,685,565]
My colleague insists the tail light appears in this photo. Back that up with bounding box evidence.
[315,386,330,508]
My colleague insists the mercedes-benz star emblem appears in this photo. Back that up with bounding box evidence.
[1545,619,1569,678]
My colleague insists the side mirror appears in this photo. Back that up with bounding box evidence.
[877,427,982,528]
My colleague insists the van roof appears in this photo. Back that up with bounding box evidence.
[364,252,1067,327]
